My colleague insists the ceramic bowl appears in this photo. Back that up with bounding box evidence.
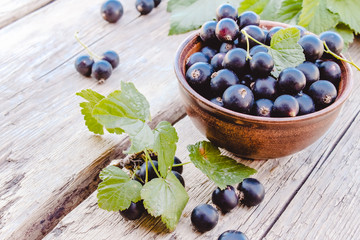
[174,20,353,159]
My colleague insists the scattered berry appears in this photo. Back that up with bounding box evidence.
[102,50,119,69]
[119,201,145,220]
[101,0,124,23]
[139,160,159,182]
[135,0,154,15]
[172,156,183,174]
[218,230,249,240]
[191,204,219,232]
[237,178,265,207]
[153,0,161,8]
[92,60,113,82]
[75,55,94,77]
[172,171,185,187]
[212,185,239,213]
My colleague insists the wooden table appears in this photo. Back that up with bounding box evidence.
[1,1,359,239]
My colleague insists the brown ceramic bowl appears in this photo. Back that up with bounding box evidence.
[175,20,353,159]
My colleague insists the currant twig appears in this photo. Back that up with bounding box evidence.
[74,32,102,60]
[172,162,191,167]
[144,148,162,179]
[323,41,360,72]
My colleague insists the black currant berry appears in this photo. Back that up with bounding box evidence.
[296,61,320,90]
[211,53,226,71]
[252,76,278,100]
[298,35,324,62]
[186,62,214,93]
[102,50,119,69]
[265,26,284,45]
[219,42,236,53]
[92,60,113,82]
[135,0,154,15]
[319,31,344,55]
[210,69,239,96]
[216,4,238,21]
[278,67,306,94]
[215,18,239,43]
[249,52,274,77]
[318,60,341,85]
[75,55,94,77]
[238,25,265,48]
[240,74,254,87]
[237,178,265,207]
[249,45,268,56]
[133,170,144,185]
[238,11,260,29]
[200,21,219,46]
[172,156,183,174]
[273,94,299,117]
[295,93,315,115]
[222,48,247,75]
[172,171,185,187]
[212,185,239,213]
[119,201,145,220]
[101,0,124,23]
[186,52,209,69]
[294,25,307,37]
[153,0,161,7]
[201,46,218,60]
[308,80,337,109]
[139,160,159,182]
[222,84,254,114]
[191,204,219,232]
[252,98,274,117]
[218,230,249,240]
[211,97,224,107]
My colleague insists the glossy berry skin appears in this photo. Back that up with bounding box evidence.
[75,55,94,77]
[252,76,278,100]
[119,201,145,220]
[212,185,239,213]
[295,93,315,115]
[153,0,161,7]
[222,84,254,114]
[318,61,341,85]
[186,62,214,93]
[210,69,239,96]
[278,67,306,94]
[172,171,185,187]
[200,21,218,45]
[238,25,265,48]
[219,42,236,53]
[222,48,247,75]
[273,95,299,117]
[238,11,260,29]
[294,25,307,37]
[102,50,119,69]
[191,204,219,232]
[218,230,249,240]
[211,53,226,71]
[308,80,337,110]
[139,160,158,182]
[237,178,265,207]
[249,52,274,77]
[172,156,183,174]
[101,0,124,23]
[296,61,320,90]
[92,60,112,81]
[216,4,238,21]
[211,97,224,107]
[201,46,218,60]
[215,18,239,43]
[135,0,154,15]
[240,74,254,87]
[298,35,324,62]
[319,31,344,55]
[252,99,274,117]
[186,52,209,69]
[265,26,284,45]
[249,45,268,56]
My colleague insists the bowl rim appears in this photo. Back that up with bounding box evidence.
[174,20,354,124]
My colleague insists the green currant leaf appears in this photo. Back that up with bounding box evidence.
[277,0,303,24]
[141,172,189,230]
[238,0,270,15]
[97,166,143,211]
[167,0,197,12]
[298,0,339,34]
[187,141,257,190]
[153,121,179,178]
[259,0,284,21]
[76,89,105,135]
[268,27,306,77]
[327,0,360,34]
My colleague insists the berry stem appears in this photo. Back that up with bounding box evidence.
[144,148,162,179]
[323,41,360,71]
[172,162,191,167]
[241,29,252,61]
[74,32,102,60]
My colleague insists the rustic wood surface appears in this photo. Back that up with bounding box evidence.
[1,0,360,239]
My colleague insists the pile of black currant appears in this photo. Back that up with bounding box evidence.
[191,178,265,239]
[186,3,345,117]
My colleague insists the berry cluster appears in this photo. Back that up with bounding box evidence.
[186,4,344,117]
[191,178,265,239]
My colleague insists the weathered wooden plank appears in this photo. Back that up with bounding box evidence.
[0,0,54,29]
[44,46,360,239]
[0,0,192,239]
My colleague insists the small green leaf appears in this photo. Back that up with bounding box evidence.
[298,0,339,34]
[259,0,284,21]
[141,172,189,230]
[97,166,143,211]
[76,89,105,135]
[167,0,197,12]
[331,23,354,50]
[238,0,270,15]
[327,0,360,34]
[277,0,303,24]
[153,121,179,178]
[187,141,257,190]
[268,27,306,77]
